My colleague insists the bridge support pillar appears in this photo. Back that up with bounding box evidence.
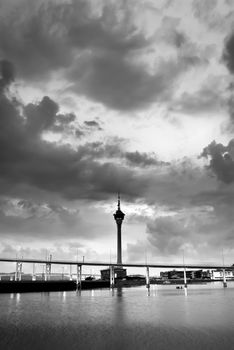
[223,269,227,288]
[45,263,51,281]
[69,265,73,281]
[146,266,150,289]
[183,267,187,288]
[15,261,22,281]
[110,265,115,288]
[76,264,82,290]
[32,263,36,281]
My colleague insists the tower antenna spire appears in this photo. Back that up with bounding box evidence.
[117,192,120,210]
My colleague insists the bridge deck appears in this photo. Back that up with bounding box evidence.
[0,257,233,270]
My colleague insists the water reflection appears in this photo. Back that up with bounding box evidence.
[1,283,234,350]
[116,286,123,297]
[113,287,126,328]
[16,293,20,304]
[62,291,66,301]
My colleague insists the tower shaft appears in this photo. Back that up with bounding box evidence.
[117,220,122,264]
[113,194,125,265]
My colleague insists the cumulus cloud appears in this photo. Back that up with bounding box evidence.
[0,61,173,205]
[0,0,207,111]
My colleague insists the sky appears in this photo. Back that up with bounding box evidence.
[1,0,234,274]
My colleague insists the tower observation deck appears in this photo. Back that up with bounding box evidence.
[113,193,125,265]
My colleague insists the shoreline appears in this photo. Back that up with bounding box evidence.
[0,278,232,293]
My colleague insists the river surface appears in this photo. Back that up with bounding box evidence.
[0,282,234,350]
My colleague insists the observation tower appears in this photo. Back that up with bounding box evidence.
[113,193,125,265]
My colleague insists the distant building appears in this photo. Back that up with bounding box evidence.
[211,269,234,280]
[101,267,127,280]
[160,269,211,280]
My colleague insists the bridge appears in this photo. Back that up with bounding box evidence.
[0,256,233,269]
[0,257,233,289]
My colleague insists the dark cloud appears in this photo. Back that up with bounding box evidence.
[200,139,234,183]
[0,0,74,80]
[84,120,102,130]
[223,32,234,74]
[84,120,99,127]
[170,85,223,115]
[77,141,169,169]
[0,0,205,111]
[23,99,80,140]
[0,59,14,92]
[221,32,234,126]
[125,151,170,167]
[0,0,154,110]
[75,129,85,138]
[173,31,187,48]
[68,48,202,111]
[25,96,59,135]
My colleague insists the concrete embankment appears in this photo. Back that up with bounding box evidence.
[0,280,111,293]
[0,280,77,293]
[0,278,219,293]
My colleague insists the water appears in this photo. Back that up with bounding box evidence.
[1,282,234,350]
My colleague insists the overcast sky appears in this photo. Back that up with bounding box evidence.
[1,0,234,274]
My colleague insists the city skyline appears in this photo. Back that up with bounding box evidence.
[1,0,234,271]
